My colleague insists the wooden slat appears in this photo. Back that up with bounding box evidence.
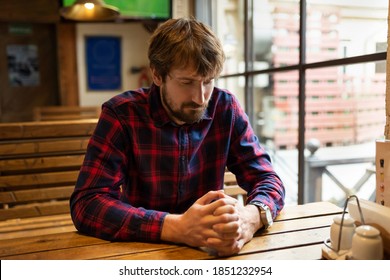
[15,186,73,203]
[2,239,178,260]
[0,186,74,204]
[0,213,75,240]
[223,171,237,185]
[37,115,97,121]
[0,192,14,203]
[223,172,247,202]
[276,201,342,221]
[0,224,76,240]
[224,185,246,197]
[103,244,213,260]
[33,106,100,121]
[0,218,73,233]
[0,213,71,228]
[37,201,71,216]
[0,170,79,189]
[0,155,84,173]
[0,138,90,157]
[226,244,324,260]
[102,244,326,260]
[0,119,97,140]
[0,200,70,221]
[0,206,40,221]
[240,227,329,254]
[267,214,335,235]
[0,231,107,258]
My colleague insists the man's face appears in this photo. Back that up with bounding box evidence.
[153,67,214,125]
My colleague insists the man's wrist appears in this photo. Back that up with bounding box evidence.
[245,204,262,232]
[248,201,273,229]
[161,214,183,244]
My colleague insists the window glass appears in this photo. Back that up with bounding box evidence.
[305,63,385,204]
[253,0,300,70]
[212,0,245,75]
[306,0,388,63]
[216,76,245,108]
[254,71,299,204]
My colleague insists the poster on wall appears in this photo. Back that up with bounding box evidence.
[86,36,122,91]
[7,44,40,87]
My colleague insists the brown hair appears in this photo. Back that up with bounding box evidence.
[148,17,225,81]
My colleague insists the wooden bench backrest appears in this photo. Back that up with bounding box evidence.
[0,119,246,221]
[0,119,98,221]
[33,106,101,121]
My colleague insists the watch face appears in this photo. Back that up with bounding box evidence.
[265,209,273,226]
[259,204,273,228]
[250,202,273,228]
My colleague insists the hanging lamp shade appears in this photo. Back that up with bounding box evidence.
[60,0,119,21]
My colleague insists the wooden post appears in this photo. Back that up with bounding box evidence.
[385,0,390,139]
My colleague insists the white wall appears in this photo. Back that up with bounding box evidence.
[76,23,151,106]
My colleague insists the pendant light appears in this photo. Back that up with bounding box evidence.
[60,0,120,21]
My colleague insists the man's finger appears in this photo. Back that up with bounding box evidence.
[196,190,225,205]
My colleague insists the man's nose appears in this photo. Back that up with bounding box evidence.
[192,84,206,105]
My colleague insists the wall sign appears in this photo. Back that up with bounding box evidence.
[86,36,122,91]
[7,44,40,87]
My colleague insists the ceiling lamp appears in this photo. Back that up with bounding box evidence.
[60,0,120,21]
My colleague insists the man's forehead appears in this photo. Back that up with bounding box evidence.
[170,66,213,80]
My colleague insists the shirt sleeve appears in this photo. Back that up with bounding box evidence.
[70,105,168,242]
[226,96,286,219]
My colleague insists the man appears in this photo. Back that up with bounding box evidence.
[70,17,285,257]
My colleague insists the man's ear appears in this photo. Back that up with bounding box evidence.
[150,67,163,86]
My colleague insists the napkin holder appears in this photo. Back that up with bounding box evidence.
[322,195,390,260]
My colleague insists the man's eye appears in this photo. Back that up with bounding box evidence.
[181,81,193,85]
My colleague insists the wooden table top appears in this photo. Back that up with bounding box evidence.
[0,201,343,260]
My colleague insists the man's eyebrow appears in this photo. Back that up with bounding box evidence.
[176,76,214,81]
[176,76,196,80]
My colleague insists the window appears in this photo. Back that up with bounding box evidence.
[198,0,388,206]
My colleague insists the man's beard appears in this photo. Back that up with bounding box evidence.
[161,85,208,124]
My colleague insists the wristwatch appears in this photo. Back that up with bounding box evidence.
[249,201,273,229]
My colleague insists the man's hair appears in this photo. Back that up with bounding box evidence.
[148,17,225,81]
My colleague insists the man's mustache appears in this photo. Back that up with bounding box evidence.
[184,102,207,109]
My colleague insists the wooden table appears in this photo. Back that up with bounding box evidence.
[0,202,342,260]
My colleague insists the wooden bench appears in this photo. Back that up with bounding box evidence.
[0,119,246,239]
[0,119,98,239]
[33,106,101,121]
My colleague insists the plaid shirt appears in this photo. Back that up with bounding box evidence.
[70,84,285,242]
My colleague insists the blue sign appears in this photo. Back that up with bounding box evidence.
[86,36,121,91]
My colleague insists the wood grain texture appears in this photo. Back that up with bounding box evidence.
[0,119,98,140]
[0,202,344,260]
[0,120,97,221]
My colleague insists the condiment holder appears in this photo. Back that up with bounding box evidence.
[322,195,384,260]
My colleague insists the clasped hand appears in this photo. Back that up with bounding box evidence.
[177,190,259,256]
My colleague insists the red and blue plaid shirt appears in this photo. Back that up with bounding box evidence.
[70,84,285,242]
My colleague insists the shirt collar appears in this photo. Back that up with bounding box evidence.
[148,84,213,127]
